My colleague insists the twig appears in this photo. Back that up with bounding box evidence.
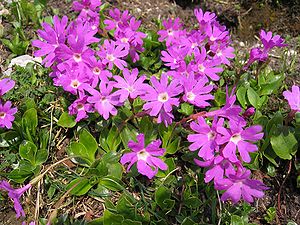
[277,160,292,217]
[217,191,222,225]
[47,180,81,225]
[34,181,41,224]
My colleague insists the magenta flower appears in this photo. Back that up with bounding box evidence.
[0,78,15,96]
[86,56,112,87]
[260,29,287,50]
[68,96,94,122]
[188,117,223,160]
[157,108,174,127]
[211,44,235,66]
[206,87,245,125]
[104,8,131,31]
[0,180,31,218]
[98,40,128,70]
[215,168,268,204]
[32,16,68,67]
[206,24,228,43]
[244,47,268,69]
[283,85,300,112]
[158,18,184,46]
[194,155,236,183]
[217,121,264,163]
[193,47,223,81]
[120,134,168,179]
[182,75,214,108]
[113,68,147,102]
[142,73,182,116]
[161,47,185,69]
[55,33,94,68]
[0,101,17,129]
[59,67,89,95]
[86,82,120,120]
[194,8,216,27]
[73,0,101,19]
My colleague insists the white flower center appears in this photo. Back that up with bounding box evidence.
[0,112,6,119]
[71,80,81,89]
[207,131,216,140]
[230,133,242,145]
[198,64,205,72]
[210,36,216,42]
[73,53,82,62]
[158,92,169,103]
[106,54,115,62]
[216,50,222,56]
[186,91,196,101]
[127,86,135,93]
[93,67,101,75]
[137,149,150,161]
[121,37,129,43]
[76,103,84,111]
[167,29,174,36]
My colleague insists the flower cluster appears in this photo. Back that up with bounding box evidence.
[0,78,17,129]
[32,0,147,122]
[120,133,167,179]
[187,89,268,203]
[32,2,277,205]
[244,30,287,69]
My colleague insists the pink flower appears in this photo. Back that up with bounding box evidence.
[157,18,184,46]
[0,180,31,218]
[188,117,223,160]
[120,134,168,179]
[142,73,182,117]
[32,16,68,67]
[0,101,17,129]
[68,95,94,122]
[113,68,147,102]
[260,29,287,50]
[98,40,128,70]
[283,85,300,112]
[194,8,216,27]
[217,121,264,163]
[86,82,120,120]
[215,168,268,204]
[194,155,236,183]
[182,74,214,108]
[193,47,223,81]
[0,78,15,96]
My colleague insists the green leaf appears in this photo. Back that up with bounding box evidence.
[79,129,98,155]
[178,103,194,116]
[155,186,175,210]
[19,140,37,165]
[57,112,76,128]
[103,210,124,225]
[247,87,260,109]
[237,86,247,109]
[181,217,196,225]
[35,149,48,165]
[68,142,94,166]
[270,126,298,160]
[184,197,201,208]
[231,215,245,225]
[106,126,121,151]
[166,138,180,154]
[22,108,38,136]
[120,126,137,148]
[99,176,125,191]
[66,177,93,196]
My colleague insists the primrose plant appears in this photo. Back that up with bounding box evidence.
[0,0,293,222]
